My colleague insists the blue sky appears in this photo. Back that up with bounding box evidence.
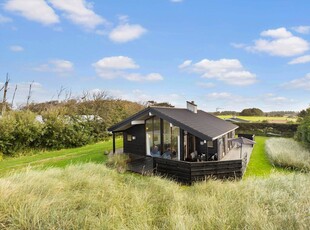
[0,0,310,112]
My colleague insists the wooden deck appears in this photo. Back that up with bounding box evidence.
[127,156,154,175]
[222,145,253,163]
[125,145,254,184]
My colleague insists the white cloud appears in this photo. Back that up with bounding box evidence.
[288,55,310,64]
[109,23,147,43]
[260,27,292,38]
[262,93,294,105]
[48,0,106,29]
[4,0,59,25]
[93,56,139,70]
[292,26,310,34]
[34,59,74,74]
[93,56,139,78]
[10,45,24,52]
[282,73,310,90]
[247,27,309,57]
[107,89,183,107]
[93,56,163,82]
[124,73,163,82]
[180,58,257,86]
[0,14,12,23]
[178,60,192,69]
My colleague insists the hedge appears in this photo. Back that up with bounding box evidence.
[234,122,298,138]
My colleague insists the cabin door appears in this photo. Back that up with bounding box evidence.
[184,133,196,159]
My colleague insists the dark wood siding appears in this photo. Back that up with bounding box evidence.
[153,157,245,184]
[207,140,217,159]
[123,125,146,156]
[196,138,207,155]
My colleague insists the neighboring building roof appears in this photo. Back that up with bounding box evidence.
[108,107,238,141]
[225,117,250,123]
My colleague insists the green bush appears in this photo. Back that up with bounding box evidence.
[41,108,95,149]
[240,108,264,116]
[0,109,108,155]
[235,122,298,137]
[0,111,42,155]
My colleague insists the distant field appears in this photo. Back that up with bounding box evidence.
[218,115,297,123]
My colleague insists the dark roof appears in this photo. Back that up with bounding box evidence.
[225,117,250,123]
[108,107,238,141]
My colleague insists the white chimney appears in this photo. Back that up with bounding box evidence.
[186,101,197,113]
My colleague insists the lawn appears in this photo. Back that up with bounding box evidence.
[1,136,290,178]
[244,136,289,177]
[0,138,123,177]
[218,115,297,123]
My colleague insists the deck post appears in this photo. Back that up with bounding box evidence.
[112,132,116,154]
[180,129,184,160]
[160,118,164,154]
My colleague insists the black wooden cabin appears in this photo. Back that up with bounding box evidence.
[108,101,247,183]
[109,101,238,161]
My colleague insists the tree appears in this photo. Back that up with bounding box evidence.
[296,114,310,148]
[147,101,174,107]
[298,108,310,118]
[240,108,264,116]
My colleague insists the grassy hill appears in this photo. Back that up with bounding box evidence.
[0,163,309,229]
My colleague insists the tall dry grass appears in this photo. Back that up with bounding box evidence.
[0,163,309,229]
[266,138,310,171]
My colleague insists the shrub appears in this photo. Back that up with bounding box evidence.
[240,108,264,116]
[236,122,298,137]
[0,111,42,155]
[41,108,94,149]
[296,115,310,148]
[0,109,104,155]
[106,154,129,173]
[265,138,310,171]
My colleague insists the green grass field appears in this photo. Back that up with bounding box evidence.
[0,138,123,177]
[244,136,289,178]
[0,137,308,229]
[1,136,289,179]
[218,115,297,123]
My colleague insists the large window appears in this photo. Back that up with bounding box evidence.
[146,117,161,156]
[163,120,179,160]
[146,117,180,160]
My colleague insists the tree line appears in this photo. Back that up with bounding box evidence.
[213,108,297,117]
[0,81,145,156]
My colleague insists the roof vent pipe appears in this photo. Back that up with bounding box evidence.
[186,101,197,113]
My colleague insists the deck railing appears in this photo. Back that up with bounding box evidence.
[153,157,245,184]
